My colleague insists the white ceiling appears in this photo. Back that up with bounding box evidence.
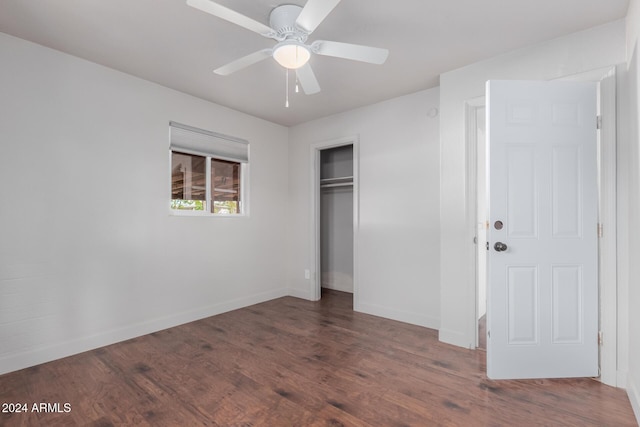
[0,0,630,126]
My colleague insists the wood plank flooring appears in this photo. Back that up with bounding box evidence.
[0,289,636,426]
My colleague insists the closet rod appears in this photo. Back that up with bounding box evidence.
[320,176,353,183]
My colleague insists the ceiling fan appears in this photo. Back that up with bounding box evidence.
[186,0,389,95]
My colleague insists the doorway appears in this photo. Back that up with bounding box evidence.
[468,66,618,383]
[310,136,359,304]
[320,145,354,295]
[466,96,487,349]
[469,102,487,350]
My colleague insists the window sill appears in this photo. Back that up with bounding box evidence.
[169,209,249,218]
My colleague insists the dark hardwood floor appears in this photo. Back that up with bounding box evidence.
[0,289,636,426]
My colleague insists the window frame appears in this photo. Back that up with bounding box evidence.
[168,122,249,217]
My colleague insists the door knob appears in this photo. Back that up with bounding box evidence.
[494,242,508,252]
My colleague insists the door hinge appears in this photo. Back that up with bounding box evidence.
[597,115,602,130]
[598,331,603,346]
[598,223,604,238]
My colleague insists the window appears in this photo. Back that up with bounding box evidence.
[211,158,241,214]
[171,152,206,211]
[169,122,248,215]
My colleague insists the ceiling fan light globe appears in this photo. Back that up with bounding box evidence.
[273,42,311,69]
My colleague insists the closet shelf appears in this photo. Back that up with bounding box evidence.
[320,176,353,183]
[320,176,353,189]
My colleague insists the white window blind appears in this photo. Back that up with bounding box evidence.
[169,121,249,163]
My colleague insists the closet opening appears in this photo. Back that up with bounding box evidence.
[311,137,358,307]
[320,145,354,302]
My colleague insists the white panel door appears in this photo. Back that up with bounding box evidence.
[486,80,598,379]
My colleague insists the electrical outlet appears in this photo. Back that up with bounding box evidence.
[304,269,310,280]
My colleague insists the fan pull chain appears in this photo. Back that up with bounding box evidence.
[285,69,290,108]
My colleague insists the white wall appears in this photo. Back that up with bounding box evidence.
[624,0,640,420]
[0,33,289,375]
[438,20,627,349]
[287,88,441,328]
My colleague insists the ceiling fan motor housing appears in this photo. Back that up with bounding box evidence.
[269,4,307,42]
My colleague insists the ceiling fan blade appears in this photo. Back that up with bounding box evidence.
[295,0,341,34]
[296,63,321,95]
[214,49,273,76]
[312,40,389,65]
[187,0,274,38]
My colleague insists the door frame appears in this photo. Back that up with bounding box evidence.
[466,66,618,385]
[309,135,360,304]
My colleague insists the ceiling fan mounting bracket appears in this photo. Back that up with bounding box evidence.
[269,4,308,42]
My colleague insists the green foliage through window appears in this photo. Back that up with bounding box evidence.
[171,199,205,211]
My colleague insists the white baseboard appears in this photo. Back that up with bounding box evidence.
[439,328,474,349]
[356,301,439,330]
[288,287,314,300]
[628,373,640,426]
[322,283,354,294]
[0,287,289,376]
[618,370,629,389]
